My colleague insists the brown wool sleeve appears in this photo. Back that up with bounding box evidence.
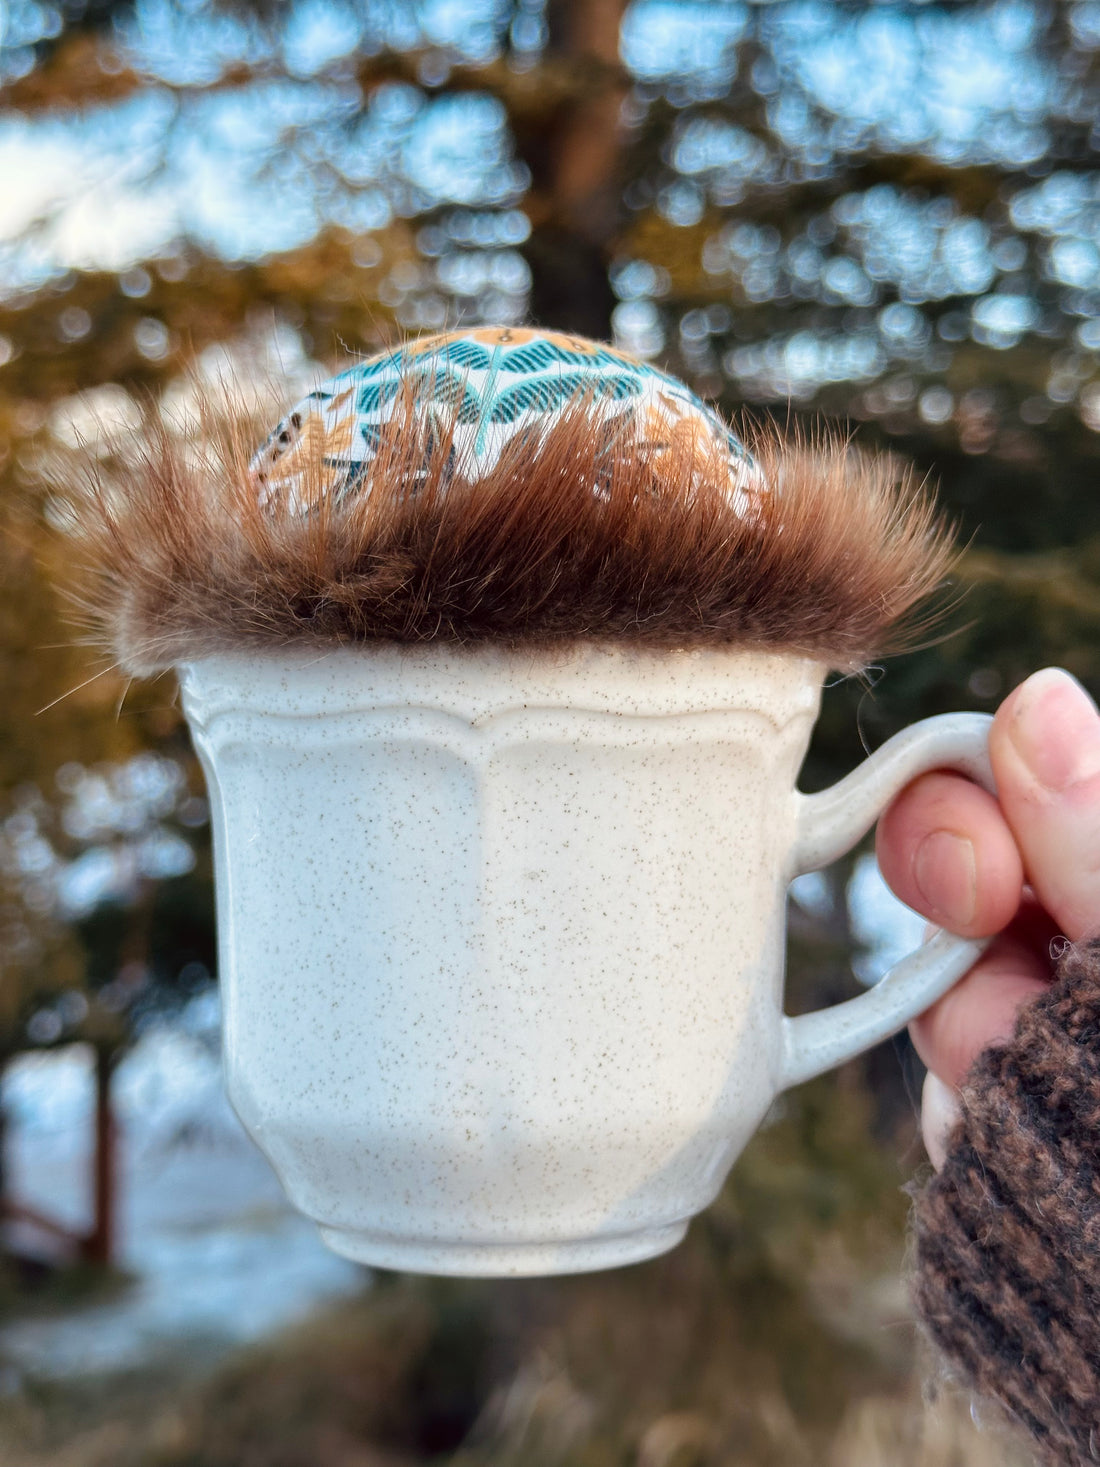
[911,937,1100,1465]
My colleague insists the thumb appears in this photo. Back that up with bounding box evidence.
[990,667,1100,942]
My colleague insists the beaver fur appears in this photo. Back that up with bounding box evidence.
[61,369,953,676]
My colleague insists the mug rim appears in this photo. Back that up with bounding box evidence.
[177,640,828,726]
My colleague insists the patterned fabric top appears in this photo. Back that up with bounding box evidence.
[252,326,762,512]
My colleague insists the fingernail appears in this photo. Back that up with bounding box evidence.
[1008,668,1100,792]
[922,1071,961,1172]
[913,829,976,930]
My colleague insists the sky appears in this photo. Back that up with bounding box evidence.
[0,0,1092,286]
[0,1,1098,413]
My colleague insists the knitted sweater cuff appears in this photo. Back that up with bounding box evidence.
[911,937,1100,1466]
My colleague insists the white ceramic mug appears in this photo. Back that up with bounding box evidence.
[179,642,993,1277]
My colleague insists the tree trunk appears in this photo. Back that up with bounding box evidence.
[0,1057,7,1222]
[83,1045,118,1266]
[0,1058,8,1277]
[519,0,631,337]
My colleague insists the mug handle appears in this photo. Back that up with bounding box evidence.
[780,712,996,1091]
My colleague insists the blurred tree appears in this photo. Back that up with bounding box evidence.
[0,0,1098,1266]
[0,749,214,1265]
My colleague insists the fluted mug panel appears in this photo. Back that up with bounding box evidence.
[179,643,993,1276]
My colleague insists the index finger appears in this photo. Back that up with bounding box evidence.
[875,768,1023,939]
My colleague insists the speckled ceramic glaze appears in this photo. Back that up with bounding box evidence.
[179,643,993,1276]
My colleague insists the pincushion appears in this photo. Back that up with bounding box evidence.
[66,325,950,676]
[251,326,763,512]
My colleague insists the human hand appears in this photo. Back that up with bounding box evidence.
[875,666,1100,1167]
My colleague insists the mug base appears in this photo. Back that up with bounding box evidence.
[317,1220,690,1277]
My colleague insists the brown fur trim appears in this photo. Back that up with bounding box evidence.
[59,375,954,676]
